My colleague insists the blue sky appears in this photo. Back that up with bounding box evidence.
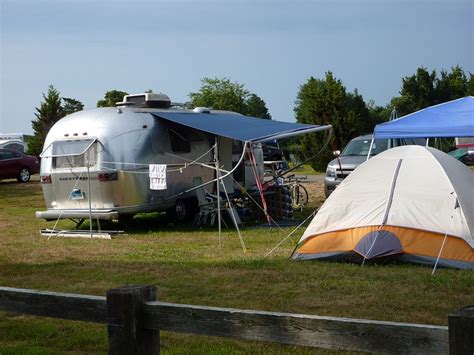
[1,0,472,134]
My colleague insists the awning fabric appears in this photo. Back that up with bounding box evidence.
[374,96,474,139]
[151,111,331,142]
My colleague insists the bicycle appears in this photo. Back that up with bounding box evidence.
[285,174,309,211]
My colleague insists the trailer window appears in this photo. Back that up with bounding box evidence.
[51,140,97,169]
[168,125,203,153]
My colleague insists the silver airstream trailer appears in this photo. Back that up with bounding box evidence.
[36,92,330,224]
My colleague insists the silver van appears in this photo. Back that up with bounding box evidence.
[324,134,425,197]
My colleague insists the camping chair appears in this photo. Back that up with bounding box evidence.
[192,177,241,227]
[289,153,303,170]
[193,177,221,227]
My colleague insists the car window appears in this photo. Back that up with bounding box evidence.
[392,138,426,147]
[342,139,388,156]
[371,140,388,155]
[4,143,25,152]
[0,150,18,160]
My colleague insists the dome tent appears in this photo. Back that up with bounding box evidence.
[292,146,474,269]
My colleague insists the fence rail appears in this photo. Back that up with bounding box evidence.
[0,285,472,354]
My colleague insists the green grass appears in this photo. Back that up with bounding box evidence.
[288,163,323,175]
[0,178,472,354]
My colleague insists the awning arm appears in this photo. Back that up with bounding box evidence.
[252,125,332,143]
[39,138,98,158]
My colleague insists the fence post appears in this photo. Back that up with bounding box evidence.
[106,285,159,355]
[448,305,474,355]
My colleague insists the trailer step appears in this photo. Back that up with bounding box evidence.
[40,229,125,239]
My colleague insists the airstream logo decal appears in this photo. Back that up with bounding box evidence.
[59,177,98,181]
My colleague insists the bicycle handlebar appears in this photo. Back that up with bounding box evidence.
[286,174,307,183]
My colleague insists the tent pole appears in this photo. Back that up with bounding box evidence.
[362,159,403,266]
[366,135,375,161]
[431,230,449,276]
[215,137,222,249]
[432,204,456,276]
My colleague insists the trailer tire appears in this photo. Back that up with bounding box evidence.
[118,214,135,226]
[167,198,198,223]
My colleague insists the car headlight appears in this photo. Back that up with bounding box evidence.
[326,168,336,177]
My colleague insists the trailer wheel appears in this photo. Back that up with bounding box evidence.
[167,198,198,223]
[118,214,134,226]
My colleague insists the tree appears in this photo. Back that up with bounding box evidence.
[189,77,271,119]
[97,90,128,107]
[294,72,370,171]
[245,94,271,119]
[62,97,84,116]
[391,66,470,116]
[435,66,468,103]
[391,67,437,116]
[29,86,84,157]
[29,86,63,156]
[468,73,474,96]
[190,78,247,113]
[367,100,392,129]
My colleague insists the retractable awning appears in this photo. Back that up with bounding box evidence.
[151,111,331,142]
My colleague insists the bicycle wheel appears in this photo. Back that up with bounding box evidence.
[297,184,309,207]
[290,184,307,211]
[291,183,309,211]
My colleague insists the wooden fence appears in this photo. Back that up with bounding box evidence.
[0,285,472,354]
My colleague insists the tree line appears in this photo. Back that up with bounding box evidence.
[29,67,473,170]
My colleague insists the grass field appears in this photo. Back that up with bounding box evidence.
[0,178,472,354]
[288,163,321,175]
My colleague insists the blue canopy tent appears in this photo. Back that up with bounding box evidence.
[374,96,474,139]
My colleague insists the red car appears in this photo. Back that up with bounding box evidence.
[0,148,40,182]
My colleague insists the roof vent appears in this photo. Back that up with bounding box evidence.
[193,107,211,114]
[116,93,171,108]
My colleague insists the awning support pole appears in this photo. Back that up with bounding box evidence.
[87,163,93,239]
[214,137,222,249]
[216,162,246,252]
[248,144,271,224]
